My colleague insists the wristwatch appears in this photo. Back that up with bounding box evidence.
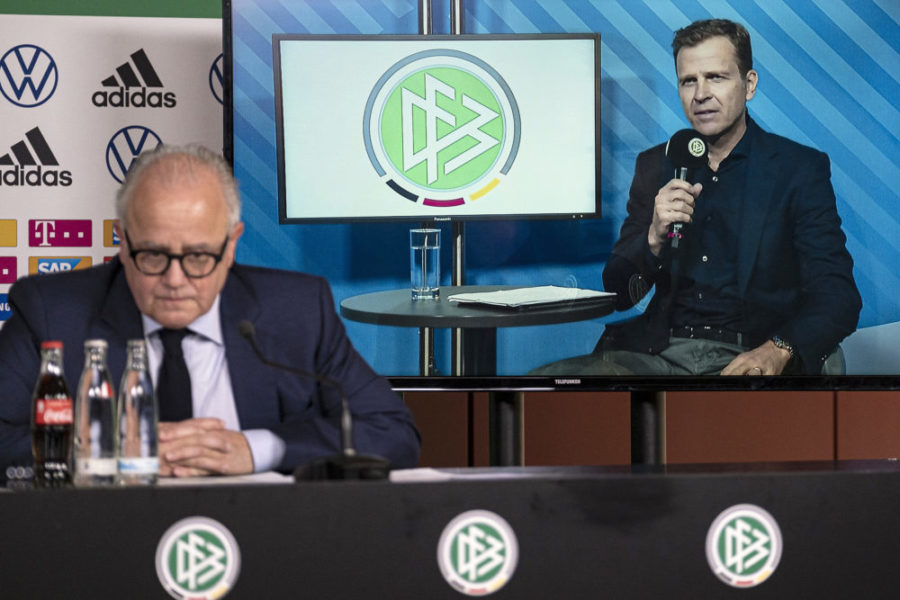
[771,335,795,358]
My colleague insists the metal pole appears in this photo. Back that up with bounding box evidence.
[450,0,464,34]
[450,0,466,375]
[418,0,432,35]
[417,0,433,375]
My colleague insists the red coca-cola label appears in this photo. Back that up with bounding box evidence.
[35,397,73,425]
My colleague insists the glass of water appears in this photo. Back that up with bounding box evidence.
[410,228,440,300]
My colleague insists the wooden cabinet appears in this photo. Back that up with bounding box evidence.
[835,391,900,459]
[403,390,900,467]
[521,391,630,465]
[664,391,835,463]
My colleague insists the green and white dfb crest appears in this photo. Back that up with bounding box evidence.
[437,509,519,596]
[156,516,241,599]
[706,504,783,588]
[364,49,520,208]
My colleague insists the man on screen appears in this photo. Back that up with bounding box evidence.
[0,144,420,477]
[539,18,860,376]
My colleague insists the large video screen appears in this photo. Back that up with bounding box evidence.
[272,34,600,223]
[225,0,900,392]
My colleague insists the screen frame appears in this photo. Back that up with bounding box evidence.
[386,374,891,392]
[222,0,898,393]
[270,32,602,224]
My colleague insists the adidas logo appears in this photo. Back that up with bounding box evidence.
[0,127,72,186]
[92,49,176,108]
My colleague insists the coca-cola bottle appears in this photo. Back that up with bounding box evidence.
[118,339,158,485]
[31,340,74,487]
[73,339,118,486]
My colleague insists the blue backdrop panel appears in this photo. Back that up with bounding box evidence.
[231,0,900,376]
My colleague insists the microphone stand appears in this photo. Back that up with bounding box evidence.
[238,321,390,481]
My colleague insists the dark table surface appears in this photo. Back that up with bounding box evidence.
[339,285,616,329]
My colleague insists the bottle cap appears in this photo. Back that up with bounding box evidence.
[84,339,108,349]
[40,340,63,349]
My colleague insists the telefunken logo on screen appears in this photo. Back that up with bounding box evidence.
[364,50,520,208]
[0,44,58,107]
[106,126,162,183]
[0,127,72,187]
[92,49,176,108]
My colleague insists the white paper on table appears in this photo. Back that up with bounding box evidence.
[447,285,614,308]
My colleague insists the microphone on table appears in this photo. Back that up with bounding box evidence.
[664,128,708,249]
[238,320,390,481]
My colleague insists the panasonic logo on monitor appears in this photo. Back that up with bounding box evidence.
[0,127,72,187]
[92,49,176,108]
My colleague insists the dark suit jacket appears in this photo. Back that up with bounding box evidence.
[0,258,420,472]
[599,118,861,374]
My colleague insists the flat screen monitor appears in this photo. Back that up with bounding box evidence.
[224,0,899,393]
[272,34,600,223]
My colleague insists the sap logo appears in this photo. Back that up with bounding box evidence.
[38,259,80,273]
[29,219,92,248]
[209,53,224,105]
[0,127,72,187]
[0,44,58,107]
[106,125,162,183]
[92,49,176,108]
[0,294,10,320]
[29,256,92,274]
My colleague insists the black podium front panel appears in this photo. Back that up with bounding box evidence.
[1,462,897,599]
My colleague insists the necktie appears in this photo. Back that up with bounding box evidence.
[157,328,193,422]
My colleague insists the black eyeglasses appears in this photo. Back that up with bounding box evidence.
[123,230,229,278]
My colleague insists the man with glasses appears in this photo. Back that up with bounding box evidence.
[0,144,420,478]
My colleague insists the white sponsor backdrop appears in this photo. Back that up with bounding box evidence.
[0,14,222,320]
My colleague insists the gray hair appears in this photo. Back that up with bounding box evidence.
[115,144,241,231]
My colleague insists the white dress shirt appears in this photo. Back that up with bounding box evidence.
[142,295,286,472]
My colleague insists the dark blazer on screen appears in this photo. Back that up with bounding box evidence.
[599,117,861,373]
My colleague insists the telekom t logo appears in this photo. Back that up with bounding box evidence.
[29,220,92,247]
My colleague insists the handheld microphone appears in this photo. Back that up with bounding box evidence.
[664,129,708,249]
[238,320,390,481]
